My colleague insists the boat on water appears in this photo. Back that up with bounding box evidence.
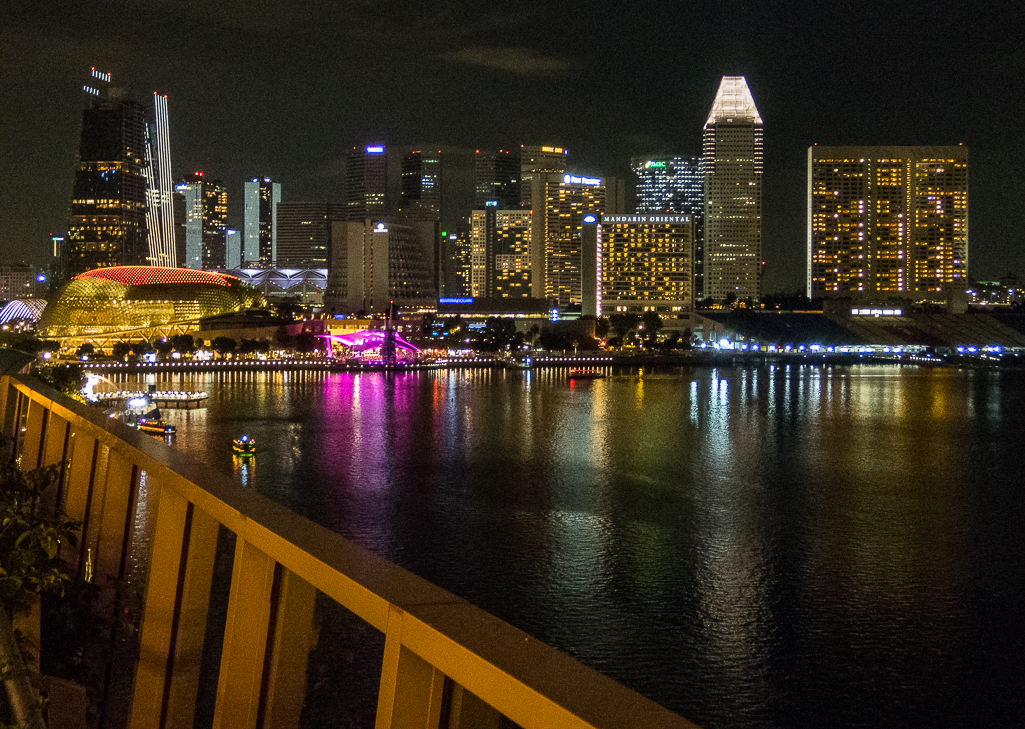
[232,434,257,456]
[137,418,176,435]
[568,368,604,380]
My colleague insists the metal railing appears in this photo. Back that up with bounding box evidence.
[1,374,698,729]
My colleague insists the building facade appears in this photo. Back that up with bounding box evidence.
[244,177,281,265]
[702,76,763,302]
[178,173,227,270]
[530,173,606,306]
[474,149,520,209]
[632,156,704,298]
[469,208,532,298]
[399,151,442,221]
[600,214,694,315]
[807,146,969,299]
[66,71,149,277]
[143,92,176,267]
[343,145,388,221]
[275,202,344,269]
[520,145,568,207]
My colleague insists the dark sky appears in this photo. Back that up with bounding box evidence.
[2,0,1023,292]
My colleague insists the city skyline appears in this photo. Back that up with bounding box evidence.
[2,0,1021,293]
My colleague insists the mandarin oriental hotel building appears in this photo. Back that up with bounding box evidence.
[599,214,694,314]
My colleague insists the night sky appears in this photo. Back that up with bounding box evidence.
[2,0,1022,292]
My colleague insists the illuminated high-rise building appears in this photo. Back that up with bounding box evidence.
[343,145,388,221]
[807,145,968,299]
[703,76,763,301]
[179,172,227,270]
[399,150,442,221]
[600,214,694,315]
[474,149,520,209]
[520,145,568,206]
[632,156,705,298]
[143,92,176,267]
[530,173,606,306]
[442,223,472,297]
[225,228,241,269]
[275,202,344,269]
[66,69,149,276]
[469,208,532,298]
[243,177,281,265]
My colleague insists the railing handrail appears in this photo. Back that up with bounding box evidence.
[2,374,698,729]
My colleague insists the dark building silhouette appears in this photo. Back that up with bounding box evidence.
[473,149,520,209]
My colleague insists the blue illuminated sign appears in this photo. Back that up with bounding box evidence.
[366,145,385,154]
[485,200,498,207]
[563,174,601,186]
[583,214,597,224]
[439,297,473,305]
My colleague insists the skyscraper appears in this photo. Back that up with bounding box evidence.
[474,149,520,209]
[143,92,176,267]
[807,145,968,299]
[632,156,705,298]
[530,172,606,306]
[703,76,763,302]
[399,150,442,221]
[600,214,694,315]
[243,177,281,265]
[343,145,388,221]
[469,208,532,298]
[179,172,227,270]
[66,69,149,276]
[520,145,568,206]
[275,202,344,269]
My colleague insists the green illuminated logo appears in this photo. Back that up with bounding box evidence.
[647,161,667,168]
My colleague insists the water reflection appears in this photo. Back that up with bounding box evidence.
[113,365,1025,728]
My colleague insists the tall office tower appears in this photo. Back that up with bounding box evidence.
[473,149,520,208]
[243,177,281,265]
[632,156,705,298]
[399,150,442,221]
[530,172,606,306]
[342,145,388,221]
[143,92,176,266]
[469,208,532,298]
[324,220,435,314]
[66,69,149,276]
[703,76,763,302]
[600,214,694,315]
[179,172,228,270]
[226,229,241,269]
[520,145,568,206]
[275,202,345,269]
[807,146,968,299]
[442,223,472,297]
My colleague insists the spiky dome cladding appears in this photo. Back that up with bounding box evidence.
[38,266,266,337]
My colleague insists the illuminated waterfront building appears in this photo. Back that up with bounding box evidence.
[243,177,280,265]
[66,69,149,276]
[807,146,969,299]
[143,92,176,267]
[632,156,705,298]
[343,145,388,221]
[520,145,568,207]
[703,76,763,301]
[275,202,344,269]
[474,149,520,209]
[178,173,227,270]
[529,173,606,306]
[470,208,532,298]
[38,266,265,341]
[225,228,241,269]
[399,150,442,222]
[442,224,472,297]
[599,214,694,314]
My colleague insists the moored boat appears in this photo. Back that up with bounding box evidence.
[568,368,604,379]
[232,434,257,456]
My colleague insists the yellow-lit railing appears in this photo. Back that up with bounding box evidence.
[1,374,697,729]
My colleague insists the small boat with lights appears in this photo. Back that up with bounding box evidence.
[568,369,604,380]
[232,435,257,456]
[137,418,176,435]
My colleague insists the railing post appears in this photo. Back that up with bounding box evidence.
[19,397,46,471]
[129,485,218,729]
[447,685,502,729]
[211,538,276,729]
[260,569,317,729]
[375,605,447,729]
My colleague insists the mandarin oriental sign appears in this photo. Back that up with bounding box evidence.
[604,215,690,224]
